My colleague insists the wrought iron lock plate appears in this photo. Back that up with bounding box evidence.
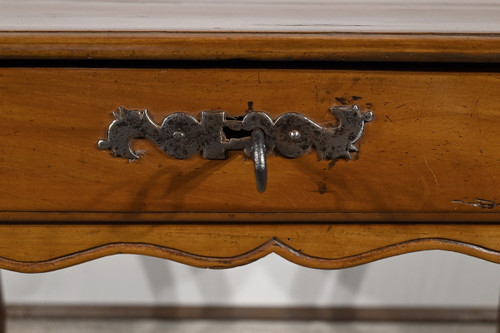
[98,105,373,192]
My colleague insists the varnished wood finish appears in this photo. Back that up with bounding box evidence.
[1,32,500,63]
[1,67,500,222]
[0,224,497,273]
[0,2,497,320]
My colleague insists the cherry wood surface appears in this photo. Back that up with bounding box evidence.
[0,223,497,273]
[0,23,499,274]
[1,67,500,222]
[1,32,500,63]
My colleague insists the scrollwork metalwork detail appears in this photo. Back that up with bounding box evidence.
[98,105,373,191]
[98,105,372,160]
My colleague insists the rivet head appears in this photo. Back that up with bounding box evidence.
[363,111,374,122]
[173,131,185,141]
[289,129,301,140]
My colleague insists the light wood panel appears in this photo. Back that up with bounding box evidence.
[1,67,500,221]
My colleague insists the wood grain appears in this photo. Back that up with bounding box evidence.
[0,224,498,273]
[1,67,500,221]
[1,32,500,63]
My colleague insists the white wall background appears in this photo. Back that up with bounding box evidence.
[3,251,500,307]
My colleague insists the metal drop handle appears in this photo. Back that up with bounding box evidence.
[250,128,267,193]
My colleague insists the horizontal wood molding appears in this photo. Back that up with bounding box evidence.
[5,305,498,322]
[1,32,500,63]
[0,224,498,273]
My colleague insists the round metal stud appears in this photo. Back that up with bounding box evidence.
[288,129,301,140]
[172,131,185,141]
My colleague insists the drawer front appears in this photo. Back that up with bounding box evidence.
[1,67,499,221]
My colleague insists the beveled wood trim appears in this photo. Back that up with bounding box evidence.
[1,237,499,273]
[0,224,498,273]
[1,32,500,63]
[5,305,498,322]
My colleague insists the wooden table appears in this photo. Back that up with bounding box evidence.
[0,1,499,327]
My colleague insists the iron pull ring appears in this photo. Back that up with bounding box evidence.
[250,128,267,193]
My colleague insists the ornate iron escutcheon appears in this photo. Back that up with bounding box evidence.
[98,105,373,192]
